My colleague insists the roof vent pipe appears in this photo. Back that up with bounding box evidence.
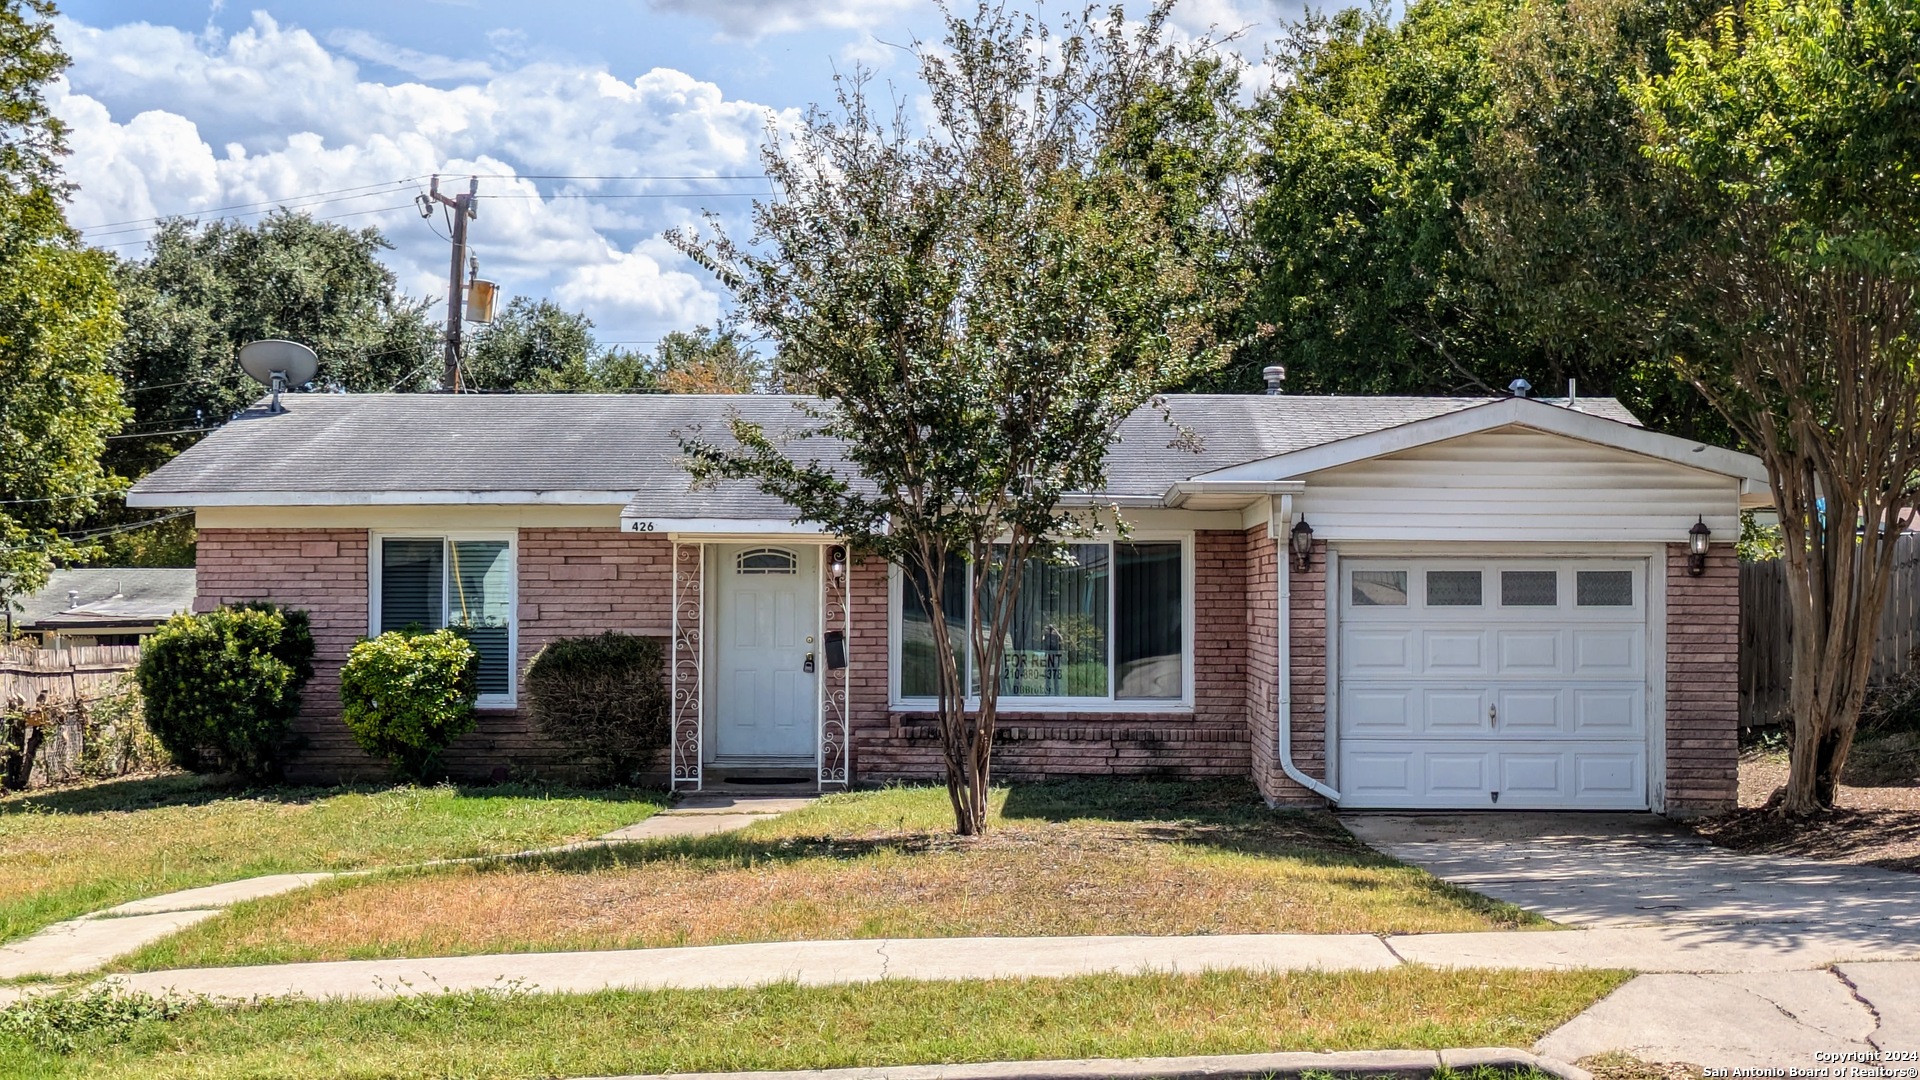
[1508,378,1532,398]
[1262,365,1286,395]
[66,589,79,610]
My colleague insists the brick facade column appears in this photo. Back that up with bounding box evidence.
[1664,541,1739,816]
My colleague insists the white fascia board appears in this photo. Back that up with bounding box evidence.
[1163,479,1306,508]
[1057,493,1168,508]
[1190,398,1770,485]
[624,517,832,536]
[125,489,635,509]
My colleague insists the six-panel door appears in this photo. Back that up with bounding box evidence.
[710,544,820,762]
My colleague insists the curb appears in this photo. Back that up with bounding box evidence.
[583,1047,1592,1080]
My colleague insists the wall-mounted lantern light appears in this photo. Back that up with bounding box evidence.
[1688,517,1712,576]
[1290,518,1315,573]
[828,544,847,582]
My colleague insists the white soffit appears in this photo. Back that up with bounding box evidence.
[1187,398,1769,487]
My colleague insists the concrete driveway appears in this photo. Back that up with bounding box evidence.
[1341,813,1920,1067]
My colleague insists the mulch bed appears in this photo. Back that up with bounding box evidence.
[1688,732,1920,873]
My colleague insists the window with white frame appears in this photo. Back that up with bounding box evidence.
[373,535,516,704]
[896,539,1188,704]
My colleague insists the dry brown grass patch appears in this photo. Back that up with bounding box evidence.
[126,781,1536,970]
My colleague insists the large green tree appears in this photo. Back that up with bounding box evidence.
[109,211,439,481]
[674,2,1231,834]
[94,211,439,563]
[1628,0,1920,813]
[0,0,126,610]
[463,296,611,392]
[1241,0,1721,437]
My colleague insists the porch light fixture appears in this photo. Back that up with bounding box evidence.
[828,545,847,582]
[1289,518,1315,573]
[1688,517,1712,576]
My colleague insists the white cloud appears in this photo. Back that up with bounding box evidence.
[53,11,788,342]
[646,0,918,41]
[325,29,497,82]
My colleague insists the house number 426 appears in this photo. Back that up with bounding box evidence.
[626,520,657,532]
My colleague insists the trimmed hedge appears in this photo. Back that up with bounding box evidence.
[525,632,669,784]
[134,603,315,779]
[339,629,480,780]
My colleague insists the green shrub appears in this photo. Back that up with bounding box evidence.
[524,632,669,784]
[135,603,315,779]
[339,629,479,780]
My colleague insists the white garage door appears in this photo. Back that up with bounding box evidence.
[1336,557,1651,810]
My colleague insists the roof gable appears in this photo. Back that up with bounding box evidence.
[1185,396,1766,488]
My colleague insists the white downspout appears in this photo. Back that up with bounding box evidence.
[1276,494,1339,803]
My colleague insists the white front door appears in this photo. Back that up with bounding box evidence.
[1336,556,1651,810]
[710,544,819,762]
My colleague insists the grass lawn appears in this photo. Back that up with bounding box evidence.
[125,780,1542,971]
[0,773,667,945]
[0,967,1628,1080]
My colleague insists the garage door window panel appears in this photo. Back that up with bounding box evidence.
[1501,570,1559,607]
[1577,570,1634,607]
[1426,570,1483,607]
[1352,570,1408,606]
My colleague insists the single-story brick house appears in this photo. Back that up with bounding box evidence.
[128,390,1768,815]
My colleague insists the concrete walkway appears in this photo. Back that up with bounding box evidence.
[0,793,812,980]
[1341,813,1920,1067]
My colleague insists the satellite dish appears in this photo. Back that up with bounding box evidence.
[238,340,319,413]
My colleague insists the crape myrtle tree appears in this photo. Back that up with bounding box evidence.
[1627,0,1920,814]
[672,2,1237,834]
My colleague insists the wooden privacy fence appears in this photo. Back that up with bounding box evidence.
[0,644,142,789]
[1741,531,1920,729]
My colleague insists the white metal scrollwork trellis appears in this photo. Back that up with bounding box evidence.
[819,547,850,786]
[670,541,703,790]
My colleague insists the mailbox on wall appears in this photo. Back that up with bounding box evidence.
[824,629,847,670]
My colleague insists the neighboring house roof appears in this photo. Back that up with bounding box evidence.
[10,568,197,631]
[127,391,1760,519]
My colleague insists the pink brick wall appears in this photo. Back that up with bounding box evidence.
[192,527,1740,808]
[1250,536,1330,805]
[1665,541,1739,815]
[851,532,1253,782]
[194,527,675,782]
[195,528,380,779]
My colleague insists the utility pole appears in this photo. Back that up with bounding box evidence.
[428,175,478,392]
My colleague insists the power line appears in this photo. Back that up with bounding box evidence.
[473,173,768,181]
[478,192,764,200]
[60,510,193,542]
[76,176,432,232]
[92,202,423,251]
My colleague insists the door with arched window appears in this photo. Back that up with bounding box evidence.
[709,543,820,763]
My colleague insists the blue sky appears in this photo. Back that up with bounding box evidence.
[53,1,1286,350]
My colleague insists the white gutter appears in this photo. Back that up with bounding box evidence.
[1275,493,1339,804]
[1164,479,1305,509]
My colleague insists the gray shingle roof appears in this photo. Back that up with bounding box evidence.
[129,392,1644,518]
[9,568,196,629]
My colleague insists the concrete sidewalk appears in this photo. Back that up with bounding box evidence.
[101,923,1920,1002]
[1341,813,1920,1067]
[0,793,812,980]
